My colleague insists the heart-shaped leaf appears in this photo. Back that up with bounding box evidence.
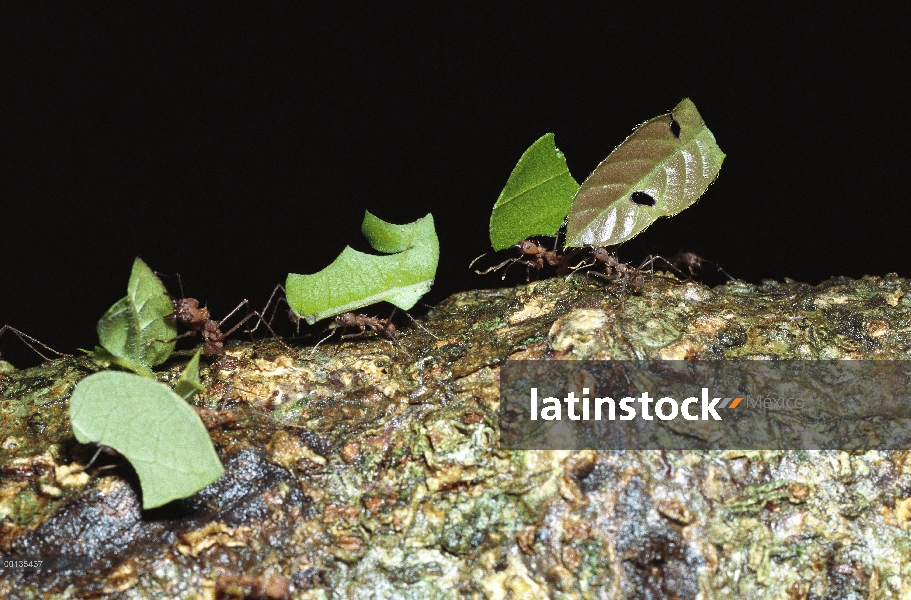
[70,370,224,509]
[489,133,579,251]
[565,98,725,248]
[94,258,176,374]
[286,212,439,325]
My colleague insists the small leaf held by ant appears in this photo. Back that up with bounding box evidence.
[286,211,439,325]
[488,133,579,251]
[88,257,177,376]
[565,98,725,248]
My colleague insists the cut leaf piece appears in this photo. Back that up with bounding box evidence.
[96,257,177,374]
[565,98,725,248]
[70,370,224,509]
[489,133,580,251]
[286,212,439,325]
[174,349,205,401]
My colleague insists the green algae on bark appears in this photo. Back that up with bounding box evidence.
[2,273,911,598]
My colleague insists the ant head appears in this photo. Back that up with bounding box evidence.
[180,297,201,310]
[515,240,538,254]
[589,246,611,261]
[335,313,358,327]
[175,297,210,323]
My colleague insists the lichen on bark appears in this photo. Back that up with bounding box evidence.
[2,272,911,598]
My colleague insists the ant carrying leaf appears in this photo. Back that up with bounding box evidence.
[479,99,727,292]
[470,238,575,281]
[310,306,438,355]
[487,133,579,251]
[568,246,660,310]
[163,275,288,356]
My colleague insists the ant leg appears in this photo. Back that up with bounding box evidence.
[0,325,70,361]
[648,255,690,280]
[585,270,612,282]
[73,445,120,473]
[246,284,286,333]
[402,311,440,340]
[499,258,540,281]
[473,256,519,275]
[381,308,400,346]
[84,445,105,470]
[146,329,198,348]
[340,324,368,341]
[217,300,250,328]
[221,309,293,352]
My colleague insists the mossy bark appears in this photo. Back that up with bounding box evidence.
[2,273,911,598]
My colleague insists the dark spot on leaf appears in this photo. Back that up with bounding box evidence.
[669,116,681,138]
[630,191,656,206]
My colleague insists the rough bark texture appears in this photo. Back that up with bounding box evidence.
[2,273,911,598]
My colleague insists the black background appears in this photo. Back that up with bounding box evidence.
[3,6,908,367]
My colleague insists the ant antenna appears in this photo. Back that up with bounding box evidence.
[402,311,440,340]
[468,253,489,270]
[310,329,337,355]
[0,325,70,362]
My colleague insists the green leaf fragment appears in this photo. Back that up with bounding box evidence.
[489,133,580,251]
[96,258,177,373]
[286,212,439,325]
[82,346,155,379]
[70,370,224,509]
[565,98,725,248]
[174,349,205,401]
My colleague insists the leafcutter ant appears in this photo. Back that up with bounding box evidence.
[658,251,735,282]
[470,238,576,281]
[0,325,69,364]
[312,308,400,353]
[571,246,659,309]
[157,275,287,356]
[335,311,398,342]
[310,307,439,355]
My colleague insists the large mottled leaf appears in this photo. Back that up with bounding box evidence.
[286,212,439,325]
[489,133,579,250]
[565,98,725,248]
[95,258,176,374]
[70,370,224,509]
